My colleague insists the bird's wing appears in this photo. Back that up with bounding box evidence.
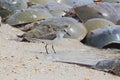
[40,32,57,40]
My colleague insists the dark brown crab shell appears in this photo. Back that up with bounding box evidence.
[66,2,119,24]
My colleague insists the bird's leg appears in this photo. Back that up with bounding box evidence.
[45,44,49,54]
[52,44,56,54]
[0,16,1,27]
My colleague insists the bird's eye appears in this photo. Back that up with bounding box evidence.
[63,25,69,28]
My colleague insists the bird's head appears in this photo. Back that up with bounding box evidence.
[61,25,71,36]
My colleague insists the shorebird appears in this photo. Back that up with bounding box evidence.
[18,24,71,54]
[40,25,71,54]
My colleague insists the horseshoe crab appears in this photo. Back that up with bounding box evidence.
[19,17,87,41]
[56,0,94,7]
[86,25,120,49]
[0,0,27,19]
[0,7,12,20]
[28,0,57,5]
[6,8,53,25]
[84,18,115,32]
[0,0,27,11]
[54,56,120,76]
[65,2,119,24]
[95,57,120,76]
[103,0,120,3]
[31,2,71,17]
[110,3,120,20]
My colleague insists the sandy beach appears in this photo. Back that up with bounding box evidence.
[0,23,120,80]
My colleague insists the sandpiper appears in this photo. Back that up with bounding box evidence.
[40,25,71,54]
[18,24,71,54]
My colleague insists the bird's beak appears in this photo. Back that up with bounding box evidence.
[64,30,71,36]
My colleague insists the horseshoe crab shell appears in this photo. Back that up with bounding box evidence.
[0,0,27,11]
[31,2,71,17]
[71,2,119,24]
[103,0,120,3]
[84,18,115,32]
[20,17,87,41]
[39,17,87,40]
[6,8,53,25]
[86,26,120,49]
[110,3,120,19]
[28,0,57,4]
[0,7,12,20]
[95,57,120,76]
[56,0,94,7]
[0,0,27,19]
[95,59,116,71]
